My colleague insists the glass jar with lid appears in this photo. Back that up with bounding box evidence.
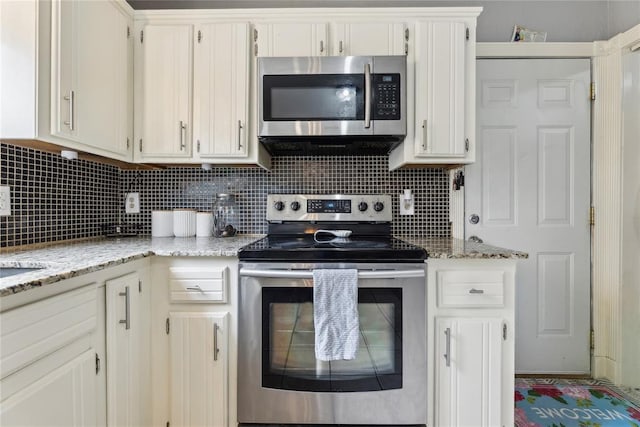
[212,193,238,237]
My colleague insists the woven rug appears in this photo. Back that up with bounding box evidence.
[515,379,640,426]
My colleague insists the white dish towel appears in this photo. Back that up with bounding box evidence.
[313,269,359,361]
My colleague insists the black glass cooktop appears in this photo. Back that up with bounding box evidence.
[239,235,427,263]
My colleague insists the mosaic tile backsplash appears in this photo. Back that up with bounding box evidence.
[1,143,450,248]
[1,143,121,247]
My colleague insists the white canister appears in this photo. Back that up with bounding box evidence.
[151,210,173,237]
[173,209,196,237]
[196,212,213,237]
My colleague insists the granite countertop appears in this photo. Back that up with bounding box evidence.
[1,234,526,297]
[401,236,528,260]
[0,235,265,297]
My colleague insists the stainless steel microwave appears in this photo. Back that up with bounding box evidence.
[258,55,406,155]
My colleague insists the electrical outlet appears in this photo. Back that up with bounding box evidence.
[399,191,414,216]
[125,192,140,214]
[0,186,11,216]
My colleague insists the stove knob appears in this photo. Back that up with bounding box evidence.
[373,201,384,212]
[358,201,368,212]
[290,201,301,211]
[274,201,285,211]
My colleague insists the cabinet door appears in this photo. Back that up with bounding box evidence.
[50,0,78,141]
[169,312,229,427]
[0,349,96,427]
[76,1,131,158]
[106,272,141,427]
[194,23,250,159]
[414,21,466,157]
[435,317,502,427]
[254,22,328,56]
[139,24,193,159]
[334,22,406,56]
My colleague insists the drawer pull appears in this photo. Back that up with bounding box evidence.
[119,286,130,330]
[186,285,204,292]
[469,288,485,294]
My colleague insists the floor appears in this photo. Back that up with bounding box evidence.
[516,377,640,407]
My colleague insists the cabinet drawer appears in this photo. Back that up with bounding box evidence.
[0,284,97,379]
[436,270,504,308]
[169,266,228,303]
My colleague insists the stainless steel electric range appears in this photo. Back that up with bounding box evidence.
[238,194,428,426]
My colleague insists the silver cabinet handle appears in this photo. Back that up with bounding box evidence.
[179,121,187,151]
[119,286,130,330]
[339,40,343,53]
[444,327,451,367]
[237,120,243,150]
[186,285,204,292]
[364,63,371,129]
[469,288,485,294]
[213,323,220,361]
[63,90,75,131]
[422,119,428,152]
[320,40,324,53]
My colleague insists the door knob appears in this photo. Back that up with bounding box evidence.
[469,214,480,224]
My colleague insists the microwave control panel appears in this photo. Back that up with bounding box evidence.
[372,74,401,120]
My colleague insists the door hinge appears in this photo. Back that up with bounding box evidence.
[197,140,201,153]
[140,30,144,43]
[590,206,595,226]
[95,353,100,375]
[590,329,595,349]
[466,27,470,41]
[253,28,258,41]
[590,82,596,101]
[405,43,408,56]
[465,138,470,152]
[126,137,130,149]
[254,43,258,56]
[166,317,170,334]
[405,28,409,41]
[197,30,202,43]
[138,280,142,293]
[503,324,507,340]
[127,26,130,39]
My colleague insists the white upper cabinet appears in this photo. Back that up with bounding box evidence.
[253,21,406,57]
[389,17,478,169]
[414,21,467,158]
[76,1,132,157]
[136,24,193,160]
[254,22,329,56]
[1,0,133,161]
[193,23,250,159]
[51,0,79,142]
[333,22,407,56]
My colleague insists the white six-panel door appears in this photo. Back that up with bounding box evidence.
[466,59,591,373]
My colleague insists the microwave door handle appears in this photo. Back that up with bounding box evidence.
[364,63,371,129]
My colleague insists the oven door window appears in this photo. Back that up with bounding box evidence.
[263,74,365,121]
[262,287,402,392]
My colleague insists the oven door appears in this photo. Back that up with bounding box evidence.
[258,56,374,138]
[238,262,427,425]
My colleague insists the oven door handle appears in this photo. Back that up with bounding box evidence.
[239,268,425,279]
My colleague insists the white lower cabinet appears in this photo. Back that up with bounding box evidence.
[169,312,229,427]
[427,259,516,427]
[435,317,503,427]
[150,256,238,427]
[106,271,144,427]
[0,348,97,427]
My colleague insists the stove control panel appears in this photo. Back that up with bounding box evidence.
[267,194,392,222]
